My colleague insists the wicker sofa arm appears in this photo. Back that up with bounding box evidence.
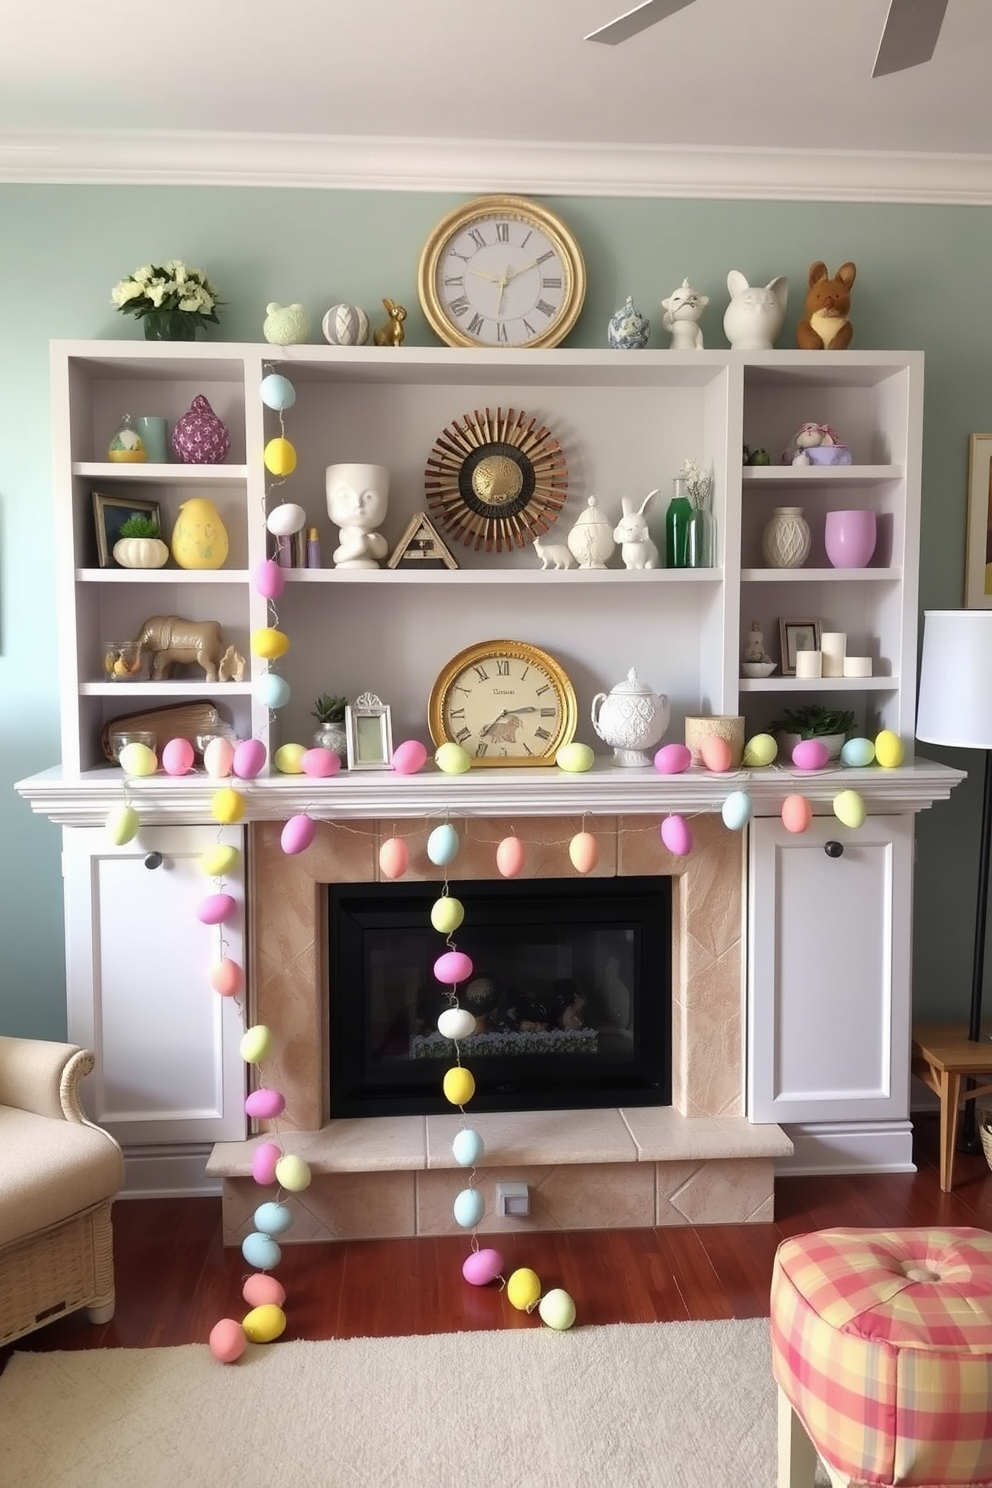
[0,1036,95,1123]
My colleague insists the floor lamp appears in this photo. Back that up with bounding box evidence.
[916,609,992,1152]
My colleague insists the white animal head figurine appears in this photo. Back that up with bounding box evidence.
[612,489,660,570]
[661,278,709,351]
[722,270,788,351]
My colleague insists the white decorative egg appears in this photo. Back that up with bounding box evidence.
[266,503,306,537]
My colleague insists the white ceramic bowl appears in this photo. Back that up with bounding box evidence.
[741,661,777,678]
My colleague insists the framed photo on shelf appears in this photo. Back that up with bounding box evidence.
[779,617,822,677]
[345,693,394,771]
[965,434,992,609]
[92,492,162,569]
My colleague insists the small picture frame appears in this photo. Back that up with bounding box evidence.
[965,434,992,609]
[92,492,163,569]
[345,692,394,771]
[779,618,822,677]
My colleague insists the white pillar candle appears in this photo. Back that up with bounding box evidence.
[821,632,847,677]
[795,649,823,679]
[843,655,873,677]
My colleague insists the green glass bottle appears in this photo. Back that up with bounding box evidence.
[665,476,693,569]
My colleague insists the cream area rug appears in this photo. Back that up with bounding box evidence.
[0,1318,780,1488]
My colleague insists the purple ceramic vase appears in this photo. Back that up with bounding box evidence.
[172,394,231,465]
[824,508,877,569]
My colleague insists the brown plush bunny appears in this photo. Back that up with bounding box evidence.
[796,261,856,350]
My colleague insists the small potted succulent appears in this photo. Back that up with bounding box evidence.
[312,693,349,762]
[767,704,856,762]
[112,515,170,569]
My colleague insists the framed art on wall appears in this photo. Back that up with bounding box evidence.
[965,434,992,609]
[779,618,822,677]
[92,492,162,569]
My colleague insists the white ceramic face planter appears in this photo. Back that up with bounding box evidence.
[325,462,390,568]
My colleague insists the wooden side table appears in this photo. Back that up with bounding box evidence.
[912,1022,992,1191]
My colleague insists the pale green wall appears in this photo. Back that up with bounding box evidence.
[1,185,988,1038]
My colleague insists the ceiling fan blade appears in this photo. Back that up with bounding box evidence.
[872,0,948,77]
[585,0,697,46]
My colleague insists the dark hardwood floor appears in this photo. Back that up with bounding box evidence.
[5,1115,992,1368]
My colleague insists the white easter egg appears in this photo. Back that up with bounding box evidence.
[438,1007,477,1041]
[203,736,235,779]
[266,502,306,537]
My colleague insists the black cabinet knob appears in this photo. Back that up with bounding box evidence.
[143,851,164,870]
[824,840,844,859]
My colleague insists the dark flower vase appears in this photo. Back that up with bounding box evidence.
[143,311,200,341]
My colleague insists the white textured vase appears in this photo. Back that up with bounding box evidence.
[761,506,811,569]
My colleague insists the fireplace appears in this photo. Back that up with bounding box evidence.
[327,876,672,1117]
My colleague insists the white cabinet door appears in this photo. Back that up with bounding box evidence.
[748,813,914,1124]
[62,823,245,1145]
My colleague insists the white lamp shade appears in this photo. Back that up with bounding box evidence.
[917,610,992,748]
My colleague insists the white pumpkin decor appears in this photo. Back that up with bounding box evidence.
[112,535,170,569]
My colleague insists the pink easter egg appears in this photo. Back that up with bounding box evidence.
[245,1088,286,1120]
[233,738,267,779]
[569,831,599,874]
[301,747,341,778]
[242,1273,287,1309]
[654,742,692,774]
[391,739,429,775]
[462,1248,505,1287]
[781,794,813,833]
[254,558,286,600]
[251,1141,282,1185]
[792,738,829,771]
[434,949,474,986]
[161,737,195,776]
[198,892,237,925]
[496,835,526,879]
[203,736,235,779]
[280,813,316,855]
[660,814,693,856]
[379,836,410,880]
[699,735,732,773]
[211,958,244,998]
[209,1318,247,1364]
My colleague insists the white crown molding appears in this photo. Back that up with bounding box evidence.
[1,129,992,204]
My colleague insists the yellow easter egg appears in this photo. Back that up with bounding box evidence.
[431,895,465,934]
[212,787,246,825]
[106,803,140,845]
[239,1025,273,1063]
[118,741,157,777]
[201,843,241,878]
[743,732,777,767]
[556,741,595,773]
[170,497,229,571]
[264,436,297,477]
[435,741,472,775]
[442,1066,476,1106]
[241,1303,287,1344]
[833,789,867,829]
[538,1287,577,1331]
[507,1267,542,1311]
[251,627,290,660]
[274,743,306,774]
[874,729,905,769]
[274,1154,312,1192]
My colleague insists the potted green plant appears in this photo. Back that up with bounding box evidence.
[312,694,349,761]
[112,515,170,570]
[767,704,856,761]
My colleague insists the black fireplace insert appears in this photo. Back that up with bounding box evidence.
[327,875,672,1117]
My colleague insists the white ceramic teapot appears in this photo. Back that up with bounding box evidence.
[590,668,670,767]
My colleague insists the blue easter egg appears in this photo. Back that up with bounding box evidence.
[721,790,753,831]
[427,823,460,866]
[260,373,297,410]
[452,1128,484,1166]
[840,736,876,768]
[254,1201,295,1237]
[241,1231,282,1270]
[255,673,291,709]
[453,1188,485,1228]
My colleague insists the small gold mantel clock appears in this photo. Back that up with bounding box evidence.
[428,639,578,767]
[417,195,586,350]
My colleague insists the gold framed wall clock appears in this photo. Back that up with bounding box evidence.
[428,639,578,766]
[418,195,586,349]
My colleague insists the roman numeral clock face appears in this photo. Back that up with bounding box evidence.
[428,640,578,767]
[418,195,586,349]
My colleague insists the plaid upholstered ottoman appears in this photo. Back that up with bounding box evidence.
[771,1228,992,1488]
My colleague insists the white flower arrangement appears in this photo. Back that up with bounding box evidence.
[680,458,713,510]
[110,260,222,332]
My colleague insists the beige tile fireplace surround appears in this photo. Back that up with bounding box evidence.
[209,812,793,1242]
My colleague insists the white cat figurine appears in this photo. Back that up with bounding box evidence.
[661,278,709,350]
[722,270,788,351]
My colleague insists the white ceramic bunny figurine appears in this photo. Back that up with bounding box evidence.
[613,489,660,569]
[722,270,788,351]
